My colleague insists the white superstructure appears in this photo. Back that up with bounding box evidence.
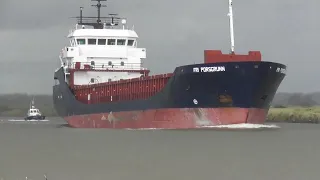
[58,1,147,86]
[27,106,42,117]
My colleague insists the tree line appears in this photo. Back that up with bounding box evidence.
[0,92,319,117]
[272,92,319,107]
[0,94,56,117]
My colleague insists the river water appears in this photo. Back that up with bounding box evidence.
[0,117,319,180]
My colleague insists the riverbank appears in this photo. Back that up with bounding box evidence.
[267,106,320,124]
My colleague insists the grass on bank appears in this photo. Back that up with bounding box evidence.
[267,106,320,123]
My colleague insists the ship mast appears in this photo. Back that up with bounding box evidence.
[75,0,121,29]
[91,0,107,24]
[228,0,235,54]
[30,96,35,109]
[80,7,83,24]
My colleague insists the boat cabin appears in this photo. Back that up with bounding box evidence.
[27,106,42,116]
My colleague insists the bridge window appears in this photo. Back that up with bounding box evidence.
[77,39,86,45]
[127,40,134,46]
[117,39,126,45]
[98,39,106,45]
[88,39,97,45]
[108,39,116,45]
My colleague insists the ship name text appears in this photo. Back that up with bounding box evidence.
[276,67,286,74]
[193,66,226,73]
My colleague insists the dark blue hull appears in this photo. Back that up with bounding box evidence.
[53,61,286,118]
[24,115,46,120]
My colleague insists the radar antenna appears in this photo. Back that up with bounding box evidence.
[227,0,235,54]
[91,0,107,24]
[73,0,122,29]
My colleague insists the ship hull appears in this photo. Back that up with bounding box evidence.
[24,115,46,120]
[53,61,286,129]
[64,107,267,128]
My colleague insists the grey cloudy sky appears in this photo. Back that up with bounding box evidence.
[0,0,318,94]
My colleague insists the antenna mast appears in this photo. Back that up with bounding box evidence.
[91,0,107,24]
[80,7,83,24]
[74,0,121,29]
[228,0,235,54]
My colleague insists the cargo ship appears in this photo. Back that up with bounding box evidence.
[53,0,287,129]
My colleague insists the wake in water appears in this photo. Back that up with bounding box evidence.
[7,119,50,122]
[0,119,51,124]
[125,123,280,131]
[202,123,280,129]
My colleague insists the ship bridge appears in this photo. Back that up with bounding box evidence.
[68,28,139,47]
[59,0,148,86]
[68,28,139,38]
[62,25,146,66]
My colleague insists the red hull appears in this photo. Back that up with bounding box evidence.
[64,108,268,129]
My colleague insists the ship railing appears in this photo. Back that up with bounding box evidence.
[59,55,64,67]
[68,62,147,71]
[73,72,173,90]
[69,28,74,35]
[76,17,122,27]
[68,24,79,35]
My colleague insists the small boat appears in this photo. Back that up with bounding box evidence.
[24,98,46,120]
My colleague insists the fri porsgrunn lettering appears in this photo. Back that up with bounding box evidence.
[193,66,226,72]
[192,66,286,74]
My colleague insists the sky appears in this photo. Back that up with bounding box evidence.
[0,0,318,94]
